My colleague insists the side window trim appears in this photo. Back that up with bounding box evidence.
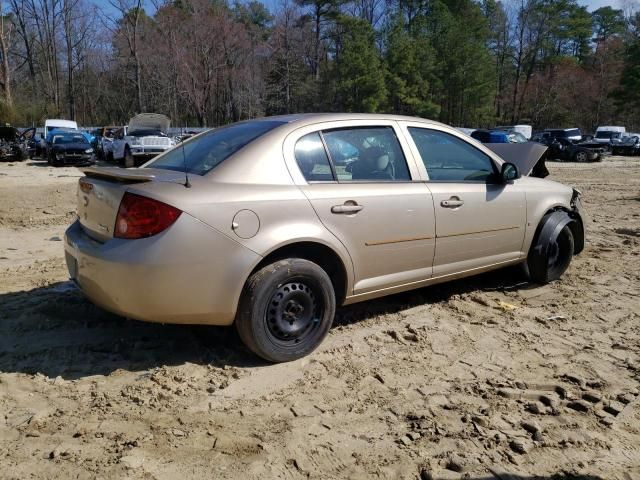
[318,131,338,182]
[294,131,337,183]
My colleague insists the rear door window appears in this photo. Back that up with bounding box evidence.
[322,127,411,182]
[408,127,496,182]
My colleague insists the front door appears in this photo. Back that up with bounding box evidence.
[290,124,436,295]
[402,124,526,277]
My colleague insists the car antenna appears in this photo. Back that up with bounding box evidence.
[181,131,191,188]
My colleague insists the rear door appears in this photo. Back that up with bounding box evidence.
[400,122,526,277]
[284,121,436,295]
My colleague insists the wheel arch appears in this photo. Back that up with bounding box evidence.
[534,206,584,255]
[249,241,350,306]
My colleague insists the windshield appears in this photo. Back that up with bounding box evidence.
[53,134,89,145]
[596,131,614,139]
[146,120,285,175]
[129,129,166,137]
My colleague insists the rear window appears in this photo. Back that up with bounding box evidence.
[566,129,581,137]
[146,120,285,175]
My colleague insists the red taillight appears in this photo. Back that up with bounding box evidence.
[114,192,181,239]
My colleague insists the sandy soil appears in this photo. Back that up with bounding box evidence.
[0,157,639,479]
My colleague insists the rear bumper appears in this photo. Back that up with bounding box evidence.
[64,215,261,325]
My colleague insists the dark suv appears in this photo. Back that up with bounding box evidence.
[534,128,583,142]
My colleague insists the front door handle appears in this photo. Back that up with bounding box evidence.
[331,203,364,214]
[441,197,464,208]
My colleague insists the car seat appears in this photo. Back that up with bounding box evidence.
[352,146,394,180]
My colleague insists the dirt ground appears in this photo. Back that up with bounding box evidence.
[0,156,639,480]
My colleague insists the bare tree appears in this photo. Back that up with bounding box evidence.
[0,0,13,109]
[103,0,145,112]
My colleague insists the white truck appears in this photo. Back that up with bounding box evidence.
[111,113,174,167]
[594,126,626,146]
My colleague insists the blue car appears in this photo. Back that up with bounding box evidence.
[471,129,528,144]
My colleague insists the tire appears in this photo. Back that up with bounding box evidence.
[107,151,114,163]
[236,258,336,363]
[124,146,134,168]
[527,224,574,284]
[574,151,588,163]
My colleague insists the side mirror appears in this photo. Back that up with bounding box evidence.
[501,162,520,182]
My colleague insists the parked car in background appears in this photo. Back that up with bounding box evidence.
[27,132,44,158]
[594,126,626,147]
[543,137,604,162]
[472,129,527,144]
[65,113,585,362]
[494,124,532,140]
[44,119,78,138]
[536,128,583,143]
[0,126,34,161]
[92,126,126,159]
[47,131,96,166]
[111,113,174,167]
[174,130,200,143]
[611,134,640,155]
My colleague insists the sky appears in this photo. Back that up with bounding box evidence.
[90,0,635,17]
[579,0,625,9]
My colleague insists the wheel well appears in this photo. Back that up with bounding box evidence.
[542,206,584,255]
[251,242,349,305]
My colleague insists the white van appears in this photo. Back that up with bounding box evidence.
[44,119,78,138]
[495,125,533,140]
[594,126,626,144]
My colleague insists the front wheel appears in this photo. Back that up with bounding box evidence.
[236,258,336,363]
[574,151,588,163]
[527,224,574,284]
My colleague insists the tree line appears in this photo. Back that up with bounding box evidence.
[1,0,640,132]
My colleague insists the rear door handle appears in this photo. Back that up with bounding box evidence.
[441,198,464,208]
[331,204,364,214]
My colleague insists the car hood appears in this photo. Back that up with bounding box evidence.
[0,126,19,141]
[128,113,170,133]
[485,142,548,176]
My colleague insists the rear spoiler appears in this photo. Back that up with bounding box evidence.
[81,167,156,184]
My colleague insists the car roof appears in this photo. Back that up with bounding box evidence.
[254,113,447,129]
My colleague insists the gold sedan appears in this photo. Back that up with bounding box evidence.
[64,114,585,362]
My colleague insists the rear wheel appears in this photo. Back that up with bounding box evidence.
[236,258,336,363]
[527,223,574,283]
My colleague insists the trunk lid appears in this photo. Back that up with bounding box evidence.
[77,167,187,242]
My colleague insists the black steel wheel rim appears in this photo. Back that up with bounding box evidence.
[548,230,571,273]
[265,281,323,344]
